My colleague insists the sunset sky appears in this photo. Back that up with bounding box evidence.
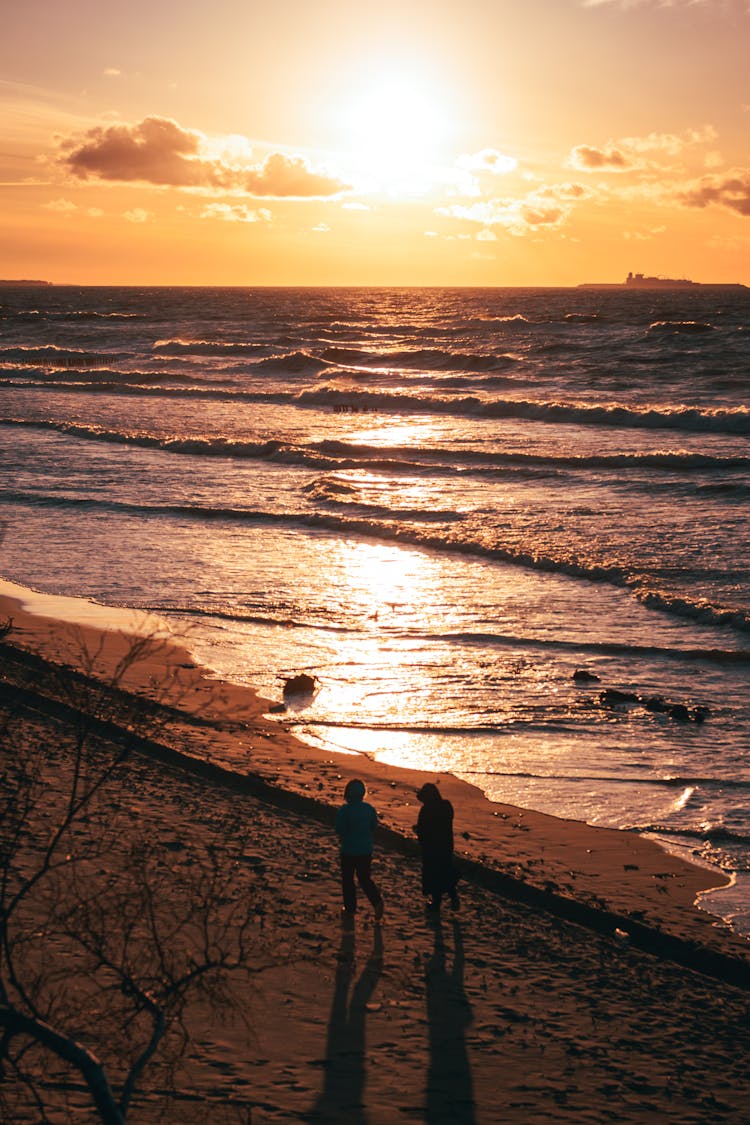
[2,0,749,286]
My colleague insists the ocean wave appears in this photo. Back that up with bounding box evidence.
[0,419,303,461]
[0,368,205,387]
[638,823,750,846]
[647,320,717,334]
[462,769,750,792]
[141,603,355,634]
[326,320,455,338]
[318,346,520,373]
[313,439,750,473]
[250,350,325,375]
[302,478,464,522]
[465,314,532,327]
[0,418,397,470]
[429,631,750,663]
[636,588,750,632]
[3,418,750,477]
[0,345,127,367]
[0,309,146,322]
[3,369,747,436]
[3,484,750,633]
[299,386,750,435]
[152,338,269,356]
[317,366,523,391]
[65,310,146,320]
[0,381,277,403]
[563,313,606,324]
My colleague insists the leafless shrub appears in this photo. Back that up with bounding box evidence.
[0,624,265,1122]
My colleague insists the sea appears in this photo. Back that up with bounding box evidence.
[1,283,749,933]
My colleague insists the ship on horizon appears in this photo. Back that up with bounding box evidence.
[579,271,746,290]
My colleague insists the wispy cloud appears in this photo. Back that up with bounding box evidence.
[59,115,351,198]
[200,203,272,223]
[623,224,667,240]
[567,126,718,173]
[449,148,519,197]
[437,183,582,236]
[569,145,632,171]
[41,198,77,212]
[679,168,750,216]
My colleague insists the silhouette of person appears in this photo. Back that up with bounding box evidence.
[308,920,384,1122]
[424,918,475,1123]
[335,779,384,919]
[415,783,459,912]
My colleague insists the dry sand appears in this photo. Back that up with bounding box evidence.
[2,581,750,1123]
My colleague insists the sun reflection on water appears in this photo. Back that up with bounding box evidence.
[342,418,447,447]
[326,532,443,626]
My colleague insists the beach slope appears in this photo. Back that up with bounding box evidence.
[2,581,750,1123]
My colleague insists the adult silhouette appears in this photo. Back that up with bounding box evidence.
[424,918,475,1123]
[308,920,384,1122]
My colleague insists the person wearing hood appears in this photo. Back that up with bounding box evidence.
[335,778,384,919]
[415,783,460,912]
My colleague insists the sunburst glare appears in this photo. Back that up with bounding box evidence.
[339,70,454,191]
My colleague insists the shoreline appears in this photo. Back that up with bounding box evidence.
[2,576,746,967]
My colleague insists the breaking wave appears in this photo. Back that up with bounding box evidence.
[318,346,521,373]
[0,345,128,366]
[647,320,716,334]
[299,386,750,434]
[3,418,750,475]
[152,338,268,356]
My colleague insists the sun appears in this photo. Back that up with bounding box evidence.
[340,71,453,190]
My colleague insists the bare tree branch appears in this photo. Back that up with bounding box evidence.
[0,622,268,1121]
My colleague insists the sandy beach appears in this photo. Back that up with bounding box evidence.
[2,579,750,1124]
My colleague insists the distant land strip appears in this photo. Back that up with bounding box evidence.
[0,279,52,286]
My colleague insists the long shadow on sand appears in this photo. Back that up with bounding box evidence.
[425,917,475,1123]
[307,919,384,1123]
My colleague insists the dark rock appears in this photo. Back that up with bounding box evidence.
[573,669,601,683]
[282,673,317,700]
[599,688,639,707]
[670,704,691,722]
[643,695,670,713]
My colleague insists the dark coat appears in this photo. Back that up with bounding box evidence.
[415,784,457,899]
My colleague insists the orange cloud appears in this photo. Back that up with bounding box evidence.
[59,116,350,198]
[437,184,576,236]
[41,198,77,212]
[679,169,750,217]
[568,144,632,171]
[123,208,152,223]
[568,127,718,174]
[243,153,349,198]
[61,117,219,186]
[622,127,717,155]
